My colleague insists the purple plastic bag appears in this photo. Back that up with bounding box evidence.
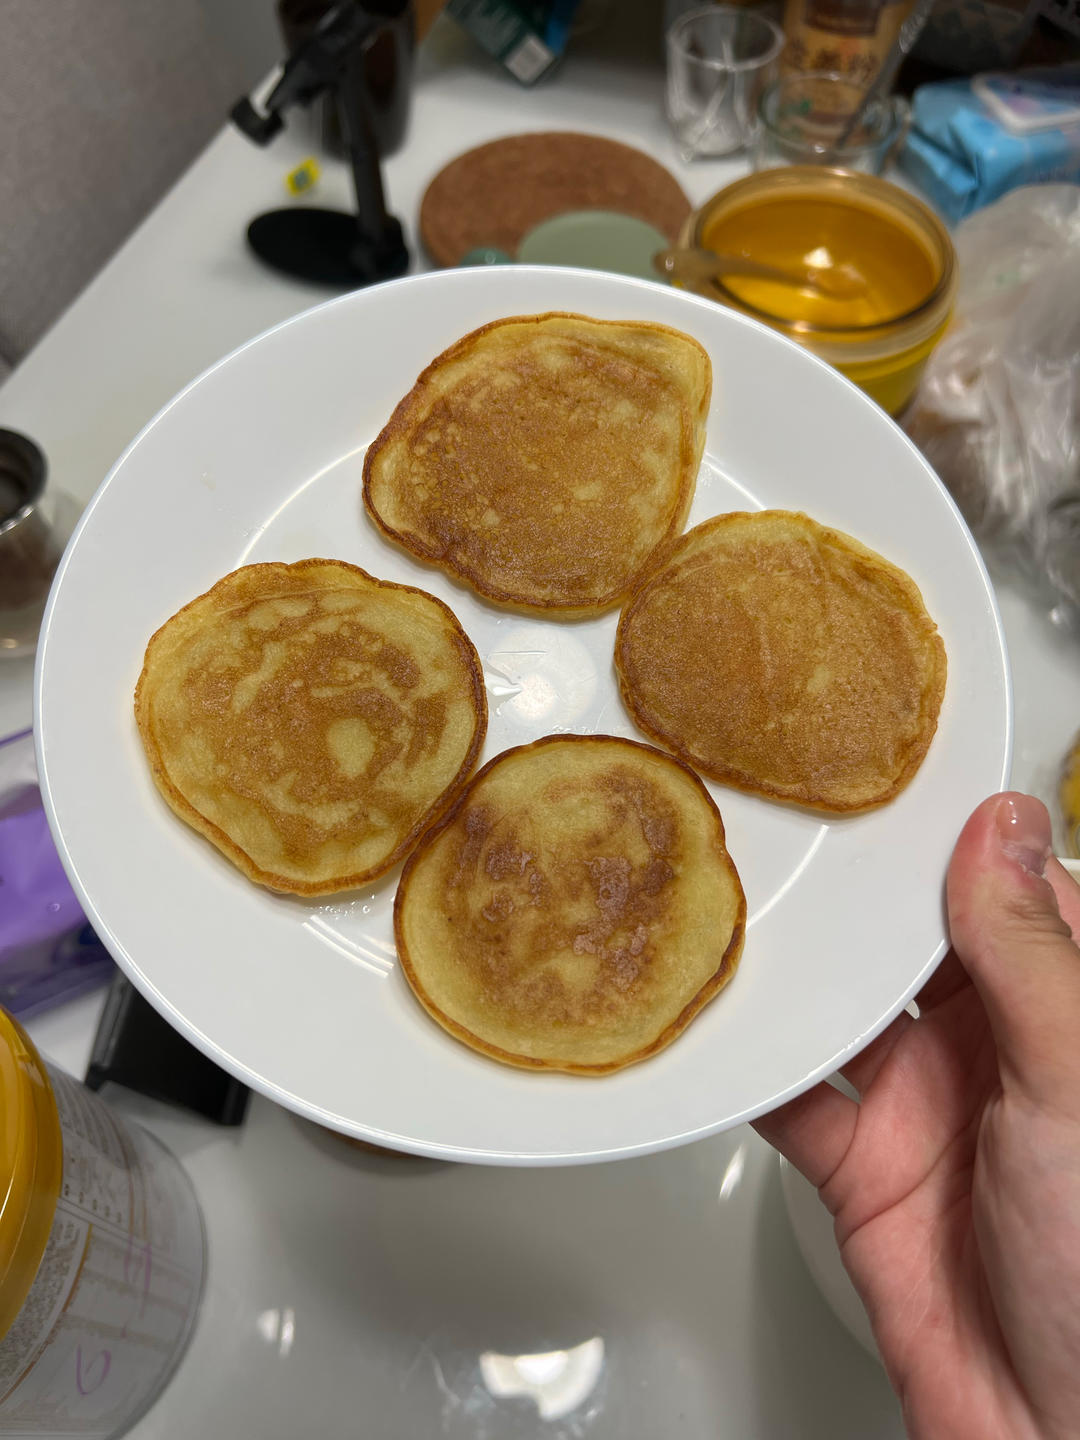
[0,729,113,1016]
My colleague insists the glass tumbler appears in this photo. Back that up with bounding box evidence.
[666,6,786,160]
[0,430,79,659]
[753,71,910,174]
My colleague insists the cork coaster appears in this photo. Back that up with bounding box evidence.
[420,132,692,268]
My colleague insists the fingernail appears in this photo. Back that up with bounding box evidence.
[996,794,1051,876]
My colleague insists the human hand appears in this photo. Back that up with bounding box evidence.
[753,792,1080,1439]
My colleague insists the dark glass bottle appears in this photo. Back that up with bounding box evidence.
[276,0,415,158]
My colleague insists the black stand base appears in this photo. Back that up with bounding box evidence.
[86,973,250,1126]
[247,208,410,288]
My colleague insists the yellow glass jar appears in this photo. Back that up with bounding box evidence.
[0,1010,63,1343]
[681,167,957,415]
[1061,731,1080,859]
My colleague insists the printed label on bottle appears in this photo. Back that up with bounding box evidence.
[0,1065,204,1438]
[801,0,892,36]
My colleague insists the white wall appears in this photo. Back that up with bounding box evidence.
[197,0,282,90]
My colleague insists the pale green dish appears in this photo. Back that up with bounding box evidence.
[516,209,669,281]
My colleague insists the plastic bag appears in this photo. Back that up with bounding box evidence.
[904,183,1080,622]
[0,728,113,1016]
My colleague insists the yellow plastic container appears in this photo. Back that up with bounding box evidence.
[681,167,957,415]
[0,1011,63,1343]
[0,1007,204,1435]
[1061,731,1080,859]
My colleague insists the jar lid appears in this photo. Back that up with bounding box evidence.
[0,1010,62,1341]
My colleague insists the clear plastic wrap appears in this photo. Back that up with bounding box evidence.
[904,184,1080,622]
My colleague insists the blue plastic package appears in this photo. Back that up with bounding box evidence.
[0,728,114,1016]
[901,77,1080,222]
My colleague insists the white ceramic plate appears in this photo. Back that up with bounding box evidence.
[35,268,1011,1164]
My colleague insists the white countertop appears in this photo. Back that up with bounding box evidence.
[3,9,1079,1436]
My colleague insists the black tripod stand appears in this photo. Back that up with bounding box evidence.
[231,0,410,288]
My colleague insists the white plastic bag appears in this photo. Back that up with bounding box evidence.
[904,184,1080,620]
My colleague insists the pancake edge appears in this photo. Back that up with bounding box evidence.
[393,732,747,1075]
[134,557,489,895]
[361,312,712,619]
[614,510,948,814]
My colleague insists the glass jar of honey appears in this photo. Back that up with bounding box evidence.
[681,167,957,415]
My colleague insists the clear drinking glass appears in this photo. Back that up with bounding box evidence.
[0,430,79,659]
[665,6,786,160]
[753,71,910,174]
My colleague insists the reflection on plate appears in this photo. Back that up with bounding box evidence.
[36,267,1010,1163]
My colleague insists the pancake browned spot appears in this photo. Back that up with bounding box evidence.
[394,734,745,1074]
[134,559,486,895]
[362,312,711,618]
[615,511,946,812]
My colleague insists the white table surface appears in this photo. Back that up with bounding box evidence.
[3,8,1079,1436]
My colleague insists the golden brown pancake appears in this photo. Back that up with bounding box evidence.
[362,313,711,618]
[394,734,745,1074]
[615,511,946,812]
[135,559,487,895]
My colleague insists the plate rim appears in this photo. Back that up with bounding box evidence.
[33,266,1014,1164]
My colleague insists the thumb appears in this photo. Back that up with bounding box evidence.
[947,792,1080,1114]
